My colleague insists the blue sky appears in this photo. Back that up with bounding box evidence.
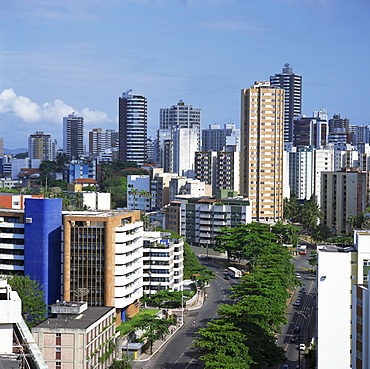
[0,0,369,150]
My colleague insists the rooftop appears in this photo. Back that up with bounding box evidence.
[33,306,114,331]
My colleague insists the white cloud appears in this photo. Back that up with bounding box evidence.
[0,88,110,125]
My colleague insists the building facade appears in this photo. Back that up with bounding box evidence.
[63,113,84,159]
[201,123,240,152]
[142,232,184,294]
[62,210,143,323]
[33,302,116,369]
[321,170,367,234]
[88,129,115,156]
[28,131,57,161]
[180,193,252,246]
[317,230,370,369]
[240,81,284,223]
[270,64,302,143]
[119,90,147,165]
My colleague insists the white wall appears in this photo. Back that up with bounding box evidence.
[317,250,352,369]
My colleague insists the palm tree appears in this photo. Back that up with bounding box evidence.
[311,223,331,243]
[128,189,140,210]
[298,198,323,233]
[139,189,152,211]
[347,213,370,232]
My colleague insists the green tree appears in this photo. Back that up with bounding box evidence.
[271,221,300,246]
[283,197,300,221]
[215,223,278,263]
[109,354,134,369]
[311,222,331,243]
[7,275,48,328]
[139,189,152,211]
[128,189,140,210]
[194,320,254,369]
[132,314,173,354]
[347,213,370,231]
[308,251,317,266]
[298,198,323,232]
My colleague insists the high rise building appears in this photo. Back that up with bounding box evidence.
[292,114,328,148]
[157,100,201,175]
[201,124,240,152]
[88,128,116,156]
[317,230,370,368]
[270,63,302,143]
[240,81,284,223]
[28,131,57,161]
[328,114,350,133]
[63,113,84,158]
[159,100,201,129]
[321,170,367,234]
[119,90,147,165]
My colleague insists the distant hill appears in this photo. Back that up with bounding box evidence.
[4,148,28,155]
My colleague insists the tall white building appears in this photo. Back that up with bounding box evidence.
[317,230,370,369]
[63,113,84,158]
[172,125,200,177]
[157,100,201,176]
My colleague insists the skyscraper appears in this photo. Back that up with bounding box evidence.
[270,63,302,142]
[28,131,57,161]
[240,81,285,223]
[63,113,84,158]
[119,90,147,165]
[157,100,201,175]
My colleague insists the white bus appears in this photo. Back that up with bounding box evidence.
[228,266,243,278]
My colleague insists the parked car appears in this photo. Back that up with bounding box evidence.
[282,365,289,369]
[293,300,301,306]
[299,343,306,351]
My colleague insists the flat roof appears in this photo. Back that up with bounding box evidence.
[62,209,137,218]
[34,306,114,331]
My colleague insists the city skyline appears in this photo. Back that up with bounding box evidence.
[1,0,369,149]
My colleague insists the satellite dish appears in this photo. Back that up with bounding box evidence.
[284,63,290,67]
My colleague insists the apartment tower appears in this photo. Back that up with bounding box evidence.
[63,113,84,158]
[28,131,57,161]
[270,63,302,142]
[240,81,285,223]
[119,90,147,165]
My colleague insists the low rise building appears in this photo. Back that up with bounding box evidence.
[33,301,116,369]
[179,190,252,246]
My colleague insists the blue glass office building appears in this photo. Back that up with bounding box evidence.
[24,198,62,306]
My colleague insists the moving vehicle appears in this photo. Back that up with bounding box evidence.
[228,266,243,278]
[298,245,307,255]
[293,300,301,306]
[291,335,298,342]
[299,343,306,351]
[294,326,300,333]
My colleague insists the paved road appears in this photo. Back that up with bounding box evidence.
[277,252,317,369]
[132,258,236,369]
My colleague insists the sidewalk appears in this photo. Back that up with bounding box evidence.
[134,288,205,363]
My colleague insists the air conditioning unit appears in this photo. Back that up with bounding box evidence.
[26,218,32,223]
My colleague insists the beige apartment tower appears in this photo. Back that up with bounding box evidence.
[240,81,285,223]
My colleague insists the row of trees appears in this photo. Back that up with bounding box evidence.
[194,223,299,369]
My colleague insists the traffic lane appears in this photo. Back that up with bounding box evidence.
[140,271,233,368]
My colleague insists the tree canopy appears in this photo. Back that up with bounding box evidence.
[194,223,297,368]
[7,275,48,328]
